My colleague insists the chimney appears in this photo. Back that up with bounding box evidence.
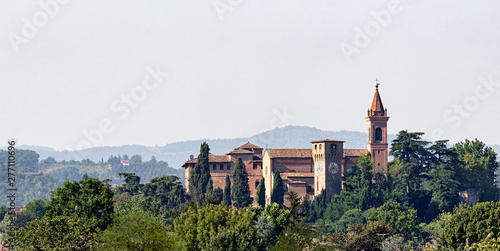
[189,155,194,160]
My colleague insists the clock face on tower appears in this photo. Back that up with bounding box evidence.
[329,162,339,174]
[316,162,323,175]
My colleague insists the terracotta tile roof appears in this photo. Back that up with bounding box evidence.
[282,172,314,178]
[209,154,232,162]
[182,154,231,167]
[14,206,25,212]
[226,148,254,155]
[237,142,263,150]
[343,149,369,157]
[288,180,308,184]
[266,148,312,158]
[310,139,345,143]
[371,89,384,112]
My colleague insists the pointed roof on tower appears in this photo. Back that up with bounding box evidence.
[371,89,384,112]
[367,82,387,117]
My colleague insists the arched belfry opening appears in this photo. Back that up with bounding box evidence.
[375,127,382,141]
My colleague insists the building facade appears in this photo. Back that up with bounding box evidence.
[183,87,389,205]
[182,142,264,202]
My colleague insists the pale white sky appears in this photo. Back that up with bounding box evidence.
[1,1,499,151]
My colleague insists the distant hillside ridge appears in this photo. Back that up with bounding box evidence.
[19,127,500,170]
[17,126,397,169]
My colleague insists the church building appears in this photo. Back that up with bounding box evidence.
[183,86,389,205]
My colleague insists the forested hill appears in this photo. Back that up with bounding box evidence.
[17,126,395,169]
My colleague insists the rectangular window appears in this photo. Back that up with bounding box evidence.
[227,164,231,170]
[220,164,223,170]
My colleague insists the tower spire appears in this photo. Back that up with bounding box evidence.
[369,82,385,117]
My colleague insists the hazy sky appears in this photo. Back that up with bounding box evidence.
[1,1,499,151]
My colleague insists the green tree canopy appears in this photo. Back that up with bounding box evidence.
[114,194,161,219]
[454,139,500,201]
[441,201,500,250]
[329,221,393,251]
[364,201,420,240]
[426,140,460,221]
[206,178,214,198]
[116,172,141,195]
[140,175,188,219]
[45,177,114,231]
[299,195,315,223]
[189,142,211,201]
[284,191,304,223]
[231,157,251,208]
[265,203,291,237]
[255,177,266,208]
[315,189,327,220]
[40,156,57,166]
[174,203,266,250]
[223,175,232,206]
[24,198,47,220]
[16,149,40,169]
[272,221,332,251]
[390,130,430,165]
[7,215,101,250]
[130,154,142,163]
[213,187,224,205]
[98,210,179,250]
[271,171,284,207]
[426,162,459,220]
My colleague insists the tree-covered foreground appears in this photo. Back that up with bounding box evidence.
[1,130,500,250]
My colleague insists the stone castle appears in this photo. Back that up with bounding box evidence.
[183,86,389,204]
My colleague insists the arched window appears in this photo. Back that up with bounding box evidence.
[330,144,337,152]
[255,180,260,189]
[375,128,383,141]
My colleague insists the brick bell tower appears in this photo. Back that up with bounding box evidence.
[366,82,389,173]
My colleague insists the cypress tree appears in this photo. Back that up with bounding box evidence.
[255,177,266,208]
[300,195,316,223]
[207,178,214,198]
[189,142,211,201]
[315,189,327,219]
[213,187,224,204]
[231,157,251,208]
[223,175,232,206]
[271,171,284,207]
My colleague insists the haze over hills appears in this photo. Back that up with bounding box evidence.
[15,125,500,170]
[16,126,388,169]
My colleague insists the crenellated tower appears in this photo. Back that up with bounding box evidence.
[365,84,389,173]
